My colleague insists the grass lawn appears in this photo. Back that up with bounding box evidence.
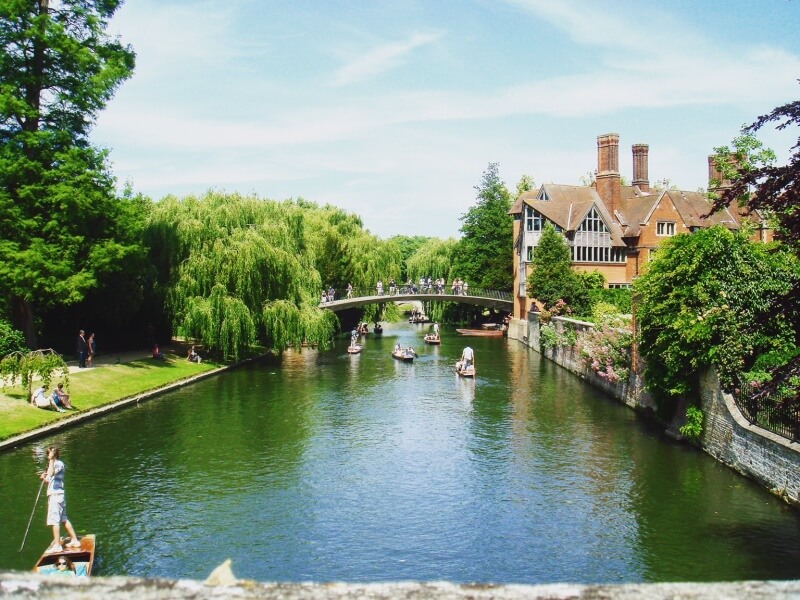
[0,350,220,442]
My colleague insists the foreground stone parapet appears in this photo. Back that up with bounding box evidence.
[2,573,800,600]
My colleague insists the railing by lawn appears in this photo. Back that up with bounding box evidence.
[733,381,800,443]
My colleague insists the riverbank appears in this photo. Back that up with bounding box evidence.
[0,345,227,451]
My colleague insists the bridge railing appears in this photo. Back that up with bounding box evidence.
[321,286,512,303]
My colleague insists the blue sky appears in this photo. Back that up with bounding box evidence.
[93,0,800,239]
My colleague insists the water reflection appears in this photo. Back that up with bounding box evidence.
[0,323,798,584]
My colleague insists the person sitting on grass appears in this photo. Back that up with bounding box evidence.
[31,386,65,412]
[152,344,165,360]
[187,345,202,363]
[52,383,74,410]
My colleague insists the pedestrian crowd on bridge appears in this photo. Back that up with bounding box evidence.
[321,277,473,303]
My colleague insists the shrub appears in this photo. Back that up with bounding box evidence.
[0,319,26,358]
[679,406,704,440]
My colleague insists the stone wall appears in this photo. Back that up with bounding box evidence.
[507,315,800,507]
[700,369,800,506]
[2,572,800,599]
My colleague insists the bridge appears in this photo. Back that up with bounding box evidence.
[319,287,513,312]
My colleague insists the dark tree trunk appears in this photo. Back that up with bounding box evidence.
[11,296,37,349]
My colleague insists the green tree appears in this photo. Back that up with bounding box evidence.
[526,222,590,314]
[707,88,800,410]
[515,174,536,197]
[0,0,136,346]
[405,237,457,284]
[634,226,799,416]
[388,235,430,282]
[452,163,513,290]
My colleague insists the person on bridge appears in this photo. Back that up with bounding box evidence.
[346,283,353,299]
[376,280,384,296]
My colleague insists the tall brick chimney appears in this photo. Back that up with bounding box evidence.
[596,133,621,215]
[708,154,732,194]
[632,144,650,192]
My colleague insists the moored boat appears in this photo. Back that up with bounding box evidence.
[33,534,95,577]
[423,334,441,345]
[456,328,503,337]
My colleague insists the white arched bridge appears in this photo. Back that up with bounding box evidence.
[319,287,513,312]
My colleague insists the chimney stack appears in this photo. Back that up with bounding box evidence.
[632,144,650,192]
[596,133,621,215]
[707,154,733,193]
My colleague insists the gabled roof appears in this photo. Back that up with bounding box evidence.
[617,189,662,238]
[661,190,738,229]
[518,184,627,246]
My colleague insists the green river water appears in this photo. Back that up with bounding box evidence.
[1,323,798,583]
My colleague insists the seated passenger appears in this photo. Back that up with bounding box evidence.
[54,556,76,577]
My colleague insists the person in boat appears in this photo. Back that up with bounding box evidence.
[394,342,402,353]
[461,346,474,367]
[40,446,82,554]
[405,346,416,358]
[54,556,77,576]
[433,322,440,337]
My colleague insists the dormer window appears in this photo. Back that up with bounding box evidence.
[525,207,544,232]
[577,207,608,233]
[537,189,550,201]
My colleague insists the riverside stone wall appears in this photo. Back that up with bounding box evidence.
[2,572,800,599]
[507,315,800,507]
[700,369,800,506]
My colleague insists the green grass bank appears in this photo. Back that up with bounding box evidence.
[0,348,222,444]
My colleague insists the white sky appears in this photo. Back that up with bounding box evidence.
[92,0,800,239]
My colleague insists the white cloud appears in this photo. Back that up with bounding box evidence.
[330,31,445,86]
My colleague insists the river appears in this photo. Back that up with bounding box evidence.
[1,323,799,583]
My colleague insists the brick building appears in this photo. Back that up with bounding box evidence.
[509,133,772,319]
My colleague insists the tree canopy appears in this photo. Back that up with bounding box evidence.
[707,84,800,406]
[0,0,137,346]
[146,191,406,359]
[710,85,799,245]
[451,163,514,291]
[634,226,799,416]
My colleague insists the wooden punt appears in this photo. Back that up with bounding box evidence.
[423,334,441,345]
[456,328,503,337]
[33,534,95,577]
[456,363,476,378]
[392,350,415,362]
[347,344,363,354]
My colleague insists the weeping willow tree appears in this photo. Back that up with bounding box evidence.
[303,203,403,293]
[405,237,461,324]
[147,192,344,359]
